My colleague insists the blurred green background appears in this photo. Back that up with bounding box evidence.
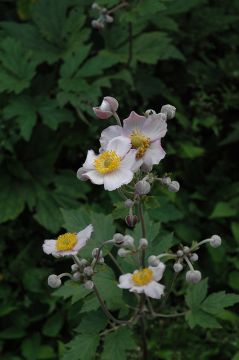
[0,0,239,359]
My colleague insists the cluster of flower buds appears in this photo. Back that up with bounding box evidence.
[159,176,180,193]
[91,3,114,29]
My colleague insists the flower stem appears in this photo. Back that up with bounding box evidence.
[138,199,146,267]
[108,251,124,274]
[113,112,122,127]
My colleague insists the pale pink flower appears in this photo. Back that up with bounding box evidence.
[93,96,119,119]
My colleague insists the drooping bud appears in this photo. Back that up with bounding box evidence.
[168,181,180,192]
[71,264,79,272]
[210,235,222,248]
[148,255,160,267]
[186,270,202,284]
[47,274,62,288]
[72,272,82,281]
[177,250,184,257]
[173,263,183,273]
[91,19,104,29]
[92,248,103,258]
[84,280,94,290]
[124,199,134,208]
[125,214,138,228]
[84,266,94,277]
[161,104,176,120]
[135,180,151,195]
[190,253,199,262]
[93,96,119,119]
[117,248,130,257]
[123,235,134,248]
[139,238,148,249]
[161,176,172,186]
[113,233,125,246]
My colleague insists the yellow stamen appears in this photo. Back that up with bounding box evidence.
[130,130,150,159]
[131,268,153,286]
[56,233,77,251]
[94,150,121,174]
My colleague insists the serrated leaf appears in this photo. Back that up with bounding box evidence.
[62,333,100,360]
[42,313,64,337]
[75,310,107,334]
[201,291,239,315]
[210,201,237,218]
[53,281,90,304]
[102,327,136,360]
[185,278,208,309]
[186,309,221,329]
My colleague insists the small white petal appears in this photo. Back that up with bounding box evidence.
[100,125,123,149]
[74,224,93,251]
[118,273,133,289]
[84,170,104,185]
[143,140,166,167]
[106,136,131,158]
[53,250,78,257]
[83,150,97,170]
[43,240,56,255]
[150,263,166,282]
[103,168,133,191]
[77,167,88,181]
[130,286,145,294]
[142,113,167,141]
[120,149,137,170]
[123,111,146,136]
[144,281,165,299]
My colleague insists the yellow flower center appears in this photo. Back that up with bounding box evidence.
[56,233,77,251]
[94,151,121,174]
[130,130,150,159]
[131,268,153,286]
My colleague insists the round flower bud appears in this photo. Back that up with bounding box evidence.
[92,248,103,258]
[105,14,114,23]
[124,199,134,208]
[183,246,190,254]
[98,257,104,264]
[113,233,124,246]
[186,270,202,284]
[210,235,222,248]
[91,3,100,10]
[47,274,61,289]
[72,272,82,281]
[123,235,134,248]
[148,255,160,267]
[190,253,199,262]
[161,104,176,120]
[145,109,156,116]
[161,176,172,186]
[83,266,94,277]
[84,280,94,290]
[177,250,184,257]
[71,264,79,272]
[125,214,138,228]
[117,248,130,257]
[91,20,104,29]
[173,263,183,273]
[168,181,180,192]
[139,238,148,249]
[135,180,151,195]
[79,259,88,267]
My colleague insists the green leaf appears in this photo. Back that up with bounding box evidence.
[186,309,221,329]
[228,271,239,291]
[201,292,239,315]
[42,312,64,337]
[210,201,237,218]
[102,327,136,360]
[231,222,239,242]
[150,232,174,255]
[37,345,55,359]
[62,333,100,360]
[0,326,26,339]
[75,310,107,334]
[179,142,205,159]
[185,278,208,309]
[53,281,90,304]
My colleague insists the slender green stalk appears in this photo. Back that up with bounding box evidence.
[108,251,124,274]
[113,112,122,127]
[138,199,146,267]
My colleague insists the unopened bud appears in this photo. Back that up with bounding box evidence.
[145,109,156,116]
[92,248,103,258]
[123,235,134,248]
[84,266,94,277]
[79,259,88,267]
[125,214,138,228]
[118,248,130,257]
[190,253,198,262]
[105,14,114,23]
[84,280,94,290]
[91,20,104,29]
[161,176,171,185]
[91,3,100,10]
[161,104,176,120]
[113,233,124,246]
[148,255,160,267]
[47,274,61,288]
[124,199,134,208]
[186,270,201,284]
[71,264,79,272]
[168,181,180,192]
[135,180,151,195]
[183,246,190,254]
[72,272,82,281]
[173,263,183,273]
[98,257,104,264]
[139,238,148,248]
[210,235,222,248]
[177,250,184,257]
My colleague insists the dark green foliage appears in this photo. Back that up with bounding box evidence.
[0,0,239,359]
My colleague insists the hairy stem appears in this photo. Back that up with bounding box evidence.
[113,112,122,126]
[108,251,124,274]
[138,199,146,267]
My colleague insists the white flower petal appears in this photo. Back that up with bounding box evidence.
[106,136,131,157]
[142,113,167,141]
[100,125,123,149]
[84,170,104,185]
[150,263,166,282]
[120,149,137,170]
[118,273,133,289]
[123,111,146,136]
[130,286,145,294]
[144,281,165,299]
[103,168,133,191]
[53,250,78,257]
[74,224,93,251]
[76,167,88,181]
[43,240,56,255]
[143,140,166,167]
[83,150,97,170]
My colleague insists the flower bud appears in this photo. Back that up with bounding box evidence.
[92,248,103,258]
[117,248,130,257]
[98,257,104,264]
[139,238,148,249]
[148,255,160,267]
[168,181,180,192]
[47,274,61,288]
[190,253,198,262]
[177,250,184,257]
[84,280,94,290]
[135,180,151,195]
[79,259,88,267]
[161,176,171,185]
[145,109,156,116]
[91,19,104,29]
[186,270,202,284]
[210,235,222,248]
[83,266,94,277]
[124,199,134,208]
[72,272,82,281]
[183,246,190,254]
[105,14,114,23]
[113,233,124,246]
[173,263,183,273]
[91,3,100,10]
[123,235,134,248]
[93,96,119,119]
[125,214,138,228]
[161,104,176,120]
[71,264,79,272]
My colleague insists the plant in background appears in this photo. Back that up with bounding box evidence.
[44,97,238,359]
